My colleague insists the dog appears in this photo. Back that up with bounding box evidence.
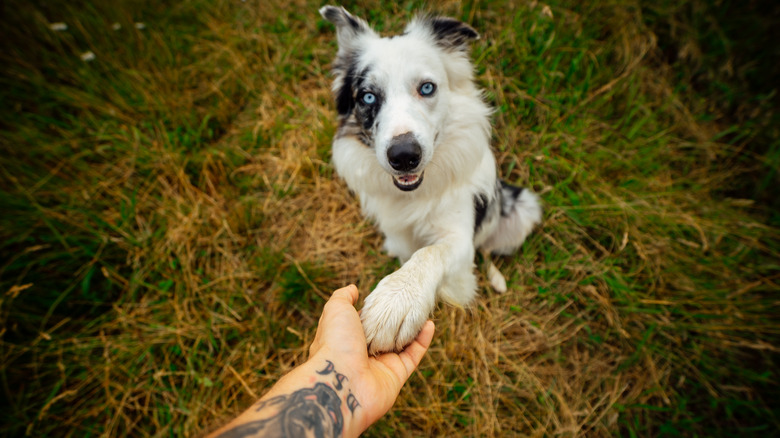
[320,6,542,354]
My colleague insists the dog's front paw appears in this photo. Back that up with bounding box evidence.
[361,273,434,355]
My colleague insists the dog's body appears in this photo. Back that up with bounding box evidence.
[320,6,542,354]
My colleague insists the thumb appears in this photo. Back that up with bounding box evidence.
[377,320,435,385]
[329,284,359,306]
[398,320,435,377]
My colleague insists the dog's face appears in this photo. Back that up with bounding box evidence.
[320,6,479,192]
[349,39,450,191]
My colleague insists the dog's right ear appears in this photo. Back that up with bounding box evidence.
[319,6,375,117]
[319,5,374,50]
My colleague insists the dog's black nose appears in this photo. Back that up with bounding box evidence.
[387,133,422,172]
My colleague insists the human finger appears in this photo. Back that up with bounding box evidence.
[377,320,435,383]
[310,285,361,357]
[398,320,435,376]
[328,284,359,306]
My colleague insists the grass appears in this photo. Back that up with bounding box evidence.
[1,0,778,436]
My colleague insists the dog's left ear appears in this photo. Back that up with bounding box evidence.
[412,16,480,51]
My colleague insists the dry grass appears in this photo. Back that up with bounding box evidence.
[1,0,778,436]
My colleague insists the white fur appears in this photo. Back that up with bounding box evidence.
[480,189,542,255]
[321,6,542,354]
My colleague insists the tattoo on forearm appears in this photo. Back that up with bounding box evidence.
[346,393,360,415]
[315,360,336,375]
[316,360,359,414]
[317,360,348,390]
[215,361,360,438]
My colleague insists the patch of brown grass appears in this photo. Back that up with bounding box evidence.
[1,0,778,436]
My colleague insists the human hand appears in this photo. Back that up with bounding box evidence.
[207,285,434,438]
[308,284,435,433]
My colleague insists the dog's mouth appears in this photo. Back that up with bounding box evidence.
[392,172,424,191]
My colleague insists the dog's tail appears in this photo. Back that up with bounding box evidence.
[480,181,542,255]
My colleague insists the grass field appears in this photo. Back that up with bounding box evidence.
[1,0,778,436]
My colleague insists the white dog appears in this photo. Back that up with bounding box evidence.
[320,6,542,354]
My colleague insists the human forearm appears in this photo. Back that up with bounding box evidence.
[208,354,367,438]
[207,285,434,438]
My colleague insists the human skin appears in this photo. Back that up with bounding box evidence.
[207,285,435,438]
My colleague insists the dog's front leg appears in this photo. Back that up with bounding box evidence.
[361,234,475,355]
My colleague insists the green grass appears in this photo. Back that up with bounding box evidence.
[1,0,778,436]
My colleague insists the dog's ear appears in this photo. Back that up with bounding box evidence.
[319,6,375,117]
[412,16,479,51]
[319,5,374,49]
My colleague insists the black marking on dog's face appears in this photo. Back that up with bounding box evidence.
[333,62,381,147]
[474,193,489,233]
[423,16,479,51]
[331,55,377,146]
[336,61,357,116]
[354,69,385,133]
[337,117,372,146]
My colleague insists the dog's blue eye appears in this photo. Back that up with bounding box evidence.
[419,82,436,96]
[362,93,376,104]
